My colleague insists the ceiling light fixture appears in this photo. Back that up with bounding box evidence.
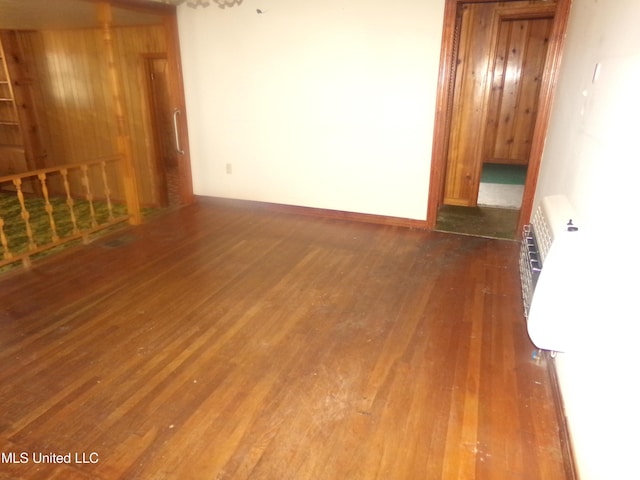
[157,0,243,8]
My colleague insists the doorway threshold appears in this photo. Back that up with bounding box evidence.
[435,205,519,240]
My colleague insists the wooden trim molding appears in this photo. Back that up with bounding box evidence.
[196,196,430,230]
[546,353,580,480]
[163,13,195,206]
[426,0,460,227]
[86,0,176,16]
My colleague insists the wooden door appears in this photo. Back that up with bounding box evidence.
[443,1,555,207]
[146,56,181,207]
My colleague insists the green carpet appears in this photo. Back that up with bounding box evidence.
[1,193,128,255]
[481,164,527,185]
[0,192,140,275]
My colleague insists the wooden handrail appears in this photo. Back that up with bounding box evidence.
[0,155,121,184]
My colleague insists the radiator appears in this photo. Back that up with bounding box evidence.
[519,195,580,353]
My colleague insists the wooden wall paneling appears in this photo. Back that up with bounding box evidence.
[0,146,26,176]
[25,30,109,197]
[48,30,74,162]
[15,32,52,171]
[16,23,167,207]
[36,29,105,200]
[493,19,529,164]
[113,25,167,207]
[483,13,554,166]
[68,31,95,163]
[0,31,47,173]
[0,122,22,151]
[509,16,553,164]
[45,31,72,163]
[443,3,497,206]
[481,16,511,167]
[0,35,26,175]
[21,31,57,167]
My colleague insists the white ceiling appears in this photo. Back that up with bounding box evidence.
[0,0,168,30]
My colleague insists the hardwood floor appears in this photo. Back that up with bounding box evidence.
[0,198,570,479]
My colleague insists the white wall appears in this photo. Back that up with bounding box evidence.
[177,0,444,220]
[533,1,640,478]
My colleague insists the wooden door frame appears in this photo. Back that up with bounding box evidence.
[143,53,171,207]
[426,0,572,234]
[163,12,195,206]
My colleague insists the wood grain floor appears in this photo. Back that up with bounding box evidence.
[0,199,569,479]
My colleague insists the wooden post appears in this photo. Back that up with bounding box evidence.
[97,2,142,225]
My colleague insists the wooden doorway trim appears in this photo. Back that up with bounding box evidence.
[143,54,172,207]
[426,0,572,232]
[163,13,195,206]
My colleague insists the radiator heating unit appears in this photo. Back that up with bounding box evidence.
[519,195,580,354]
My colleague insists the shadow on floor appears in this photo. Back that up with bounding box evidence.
[435,205,519,240]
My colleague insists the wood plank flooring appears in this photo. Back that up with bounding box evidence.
[0,199,569,479]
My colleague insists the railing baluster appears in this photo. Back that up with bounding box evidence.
[0,156,134,270]
[38,172,60,243]
[81,164,98,228]
[0,217,13,260]
[12,178,37,251]
[61,168,80,235]
[100,160,115,221]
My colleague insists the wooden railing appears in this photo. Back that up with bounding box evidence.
[0,156,134,270]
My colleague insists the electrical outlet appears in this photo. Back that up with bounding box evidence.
[226,163,232,174]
